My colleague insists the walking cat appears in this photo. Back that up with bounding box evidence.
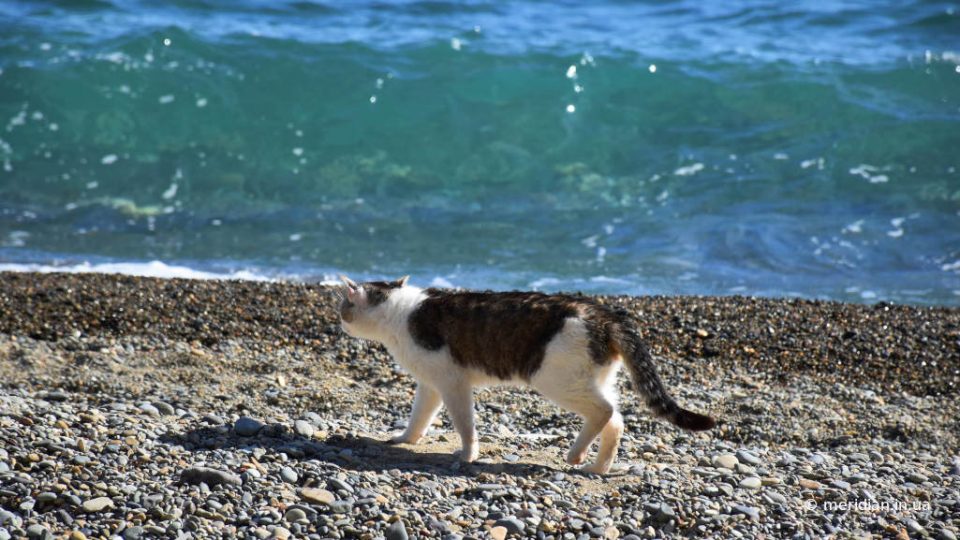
[337,275,716,474]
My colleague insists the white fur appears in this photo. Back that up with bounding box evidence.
[341,284,626,473]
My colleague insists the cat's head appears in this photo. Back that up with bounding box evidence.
[337,275,409,339]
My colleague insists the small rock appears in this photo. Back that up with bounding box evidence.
[494,517,525,535]
[385,520,408,540]
[300,488,335,506]
[138,402,160,416]
[280,466,298,484]
[284,508,307,523]
[180,467,242,487]
[830,479,851,490]
[153,401,176,415]
[712,454,739,469]
[938,529,957,540]
[654,503,675,523]
[82,497,113,513]
[490,526,507,540]
[906,519,927,537]
[293,420,314,438]
[122,526,143,540]
[739,477,762,490]
[736,450,762,466]
[798,478,822,490]
[234,416,265,437]
[26,524,51,540]
[69,532,87,540]
[732,505,760,520]
[906,472,929,484]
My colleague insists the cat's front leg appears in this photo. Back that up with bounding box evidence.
[390,383,442,444]
[441,384,479,462]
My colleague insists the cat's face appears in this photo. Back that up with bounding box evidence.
[337,275,409,339]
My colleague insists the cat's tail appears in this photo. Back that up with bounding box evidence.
[614,314,717,431]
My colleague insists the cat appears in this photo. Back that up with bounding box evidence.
[336,275,716,474]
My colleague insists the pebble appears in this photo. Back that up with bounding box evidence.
[138,402,160,416]
[939,529,957,540]
[739,476,762,490]
[284,508,307,523]
[906,472,929,483]
[153,401,176,415]
[490,526,507,540]
[82,497,113,512]
[300,488,335,506]
[712,454,739,469]
[294,420,315,438]
[280,466,298,484]
[26,524,51,540]
[736,450,762,465]
[235,416,265,436]
[385,520,409,540]
[906,519,927,537]
[732,505,760,521]
[180,467,242,487]
[495,517,525,535]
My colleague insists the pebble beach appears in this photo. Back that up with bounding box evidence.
[1,272,958,540]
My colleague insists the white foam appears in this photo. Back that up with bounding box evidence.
[0,260,273,281]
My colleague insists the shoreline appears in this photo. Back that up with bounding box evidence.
[1,271,957,396]
[1,271,958,539]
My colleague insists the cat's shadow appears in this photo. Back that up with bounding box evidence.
[160,425,563,478]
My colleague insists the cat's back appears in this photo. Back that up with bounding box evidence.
[407,288,610,380]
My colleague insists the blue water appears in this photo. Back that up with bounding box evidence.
[1,1,959,304]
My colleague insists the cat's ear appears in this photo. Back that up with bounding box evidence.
[339,274,359,291]
[394,275,410,287]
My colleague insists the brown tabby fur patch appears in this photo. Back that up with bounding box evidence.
[408,289,621,381]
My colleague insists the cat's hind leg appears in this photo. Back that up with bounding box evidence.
[440,382,479,462]
[390,383,442,444]
[531,317,623,474]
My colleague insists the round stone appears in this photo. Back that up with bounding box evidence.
[234,416,264,437]
[712,454,739,469]
[739,477,762,490]
[82,497,114,513]
[300,488,334,506]
[284,508,307,523]
[293,420,314,438]
[280,467,298,484]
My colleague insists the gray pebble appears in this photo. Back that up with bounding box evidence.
[138,402,160,416]
[284,508,307,523]
[939,529,957,540]
[82,497,114,512]
[123,525,144,540]
[294,420,315,438]
[280,467,298,484]
[26,524,51,540]
[736,450,762,466]
[495,516,525,535]
[386,520,408,540]
[180,467,242,487]
[732,505,760,521]
[234,416,264,436]
[153,401,176,416]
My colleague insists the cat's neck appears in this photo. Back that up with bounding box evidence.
[373,285,427,348]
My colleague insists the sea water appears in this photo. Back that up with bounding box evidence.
[1,1,959,304]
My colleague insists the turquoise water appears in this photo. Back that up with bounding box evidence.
[1,1,959,304]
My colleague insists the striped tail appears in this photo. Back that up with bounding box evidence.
[615,316,716,431]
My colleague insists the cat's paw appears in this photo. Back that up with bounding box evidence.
[566,449,587,466]
[454,446,480,463]
[580,462,612,475]
[388,432,418,445]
